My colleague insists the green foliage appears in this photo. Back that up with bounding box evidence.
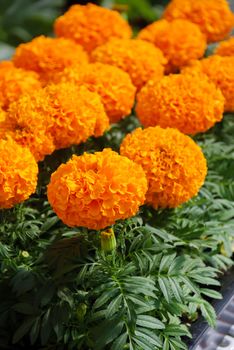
[0,0,63,59]
[0,114,234,349]
[101,0,169,27]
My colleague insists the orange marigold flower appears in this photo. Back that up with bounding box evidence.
[120,127,207,209]
[164,0,234,43]
[55,63,136,123]
[0,137,38,209]
[0,107,6,123]
[182,55,234,112]
[1,83,109,159]
[44,83,109,148]
[1,90,55,162]
[54,3,132,53]
[137,19,206,73]
[13,35,88,83]
[136,73,224,134]
[215,37,234,57]
[91,39,166,90]
[0,61,41,110]
[47,148,148,230]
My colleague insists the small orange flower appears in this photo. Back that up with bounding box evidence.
[47,148,148,230]
[1,83,109,160]
[13,36,88,83]
[137,19,206,73]
[0,61,41,110]
[55,63,136,123]
[164,0,234,43]
[136,73,224,134]
[120,127,207,209]
[91,39,166,90]
[54,3,132,53]
[215,37,234,57]
[182,55,234,112]
[1,90,55,162]
[0,137,38,209]
[45,83,109,148]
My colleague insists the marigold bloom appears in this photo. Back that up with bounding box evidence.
[137,19,206,73]
[0,108,6,123]
[215,37,234,57]
[1,90,55,161]
[164,0,234,43]
[45,83,109,148]
[136,73,224,134]
[182,55,234,112]
[13,36,88,83]
[91,39,166,90]
[0,61,41,110]
[47,148,148,230]
[0,137,38,209]
[120,127,207,209]
[55,63,136,123]
[1,83,109,159]
[54,3,132,53]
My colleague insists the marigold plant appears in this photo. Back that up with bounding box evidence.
[1,90,55,162]
[0,137,38,209]
[215,37,234,57]
[13,35,88,83]
[120,127,207,209]
[136,73,224,134]
[91,38,167,90]
[45,83,109,148]
[55,63,136,123]
[182,55,234,112]
[54,3,132,53]
[137,19,206,73]
[0,61,41,110]
[47,148,148,230]
[164,0,234,43]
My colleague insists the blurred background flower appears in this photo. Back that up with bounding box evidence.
[0,0,233,60]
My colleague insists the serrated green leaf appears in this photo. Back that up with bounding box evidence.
[200,301,216,327]
[111,332,128,350]
[158,277,171,303]
[200,288,222,299]
[136,315,165,329]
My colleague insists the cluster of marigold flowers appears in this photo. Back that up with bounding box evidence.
[0,0,233,230]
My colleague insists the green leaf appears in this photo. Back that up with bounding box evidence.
[93,318,124,350]
[200,301,216,327]
[164,324,191,338]
[106,294,123,318]
[200,288,222,299]
[41,216,59,233]
[30,317,40,345]
[93,288,118,309]
[168,277,183,303]
[136,315,165,329]
[13,317,35,343]
[111,332,128,350]
[135,328,162,347]
[159,254,177,273]
[133,335,155,350]
[40,308,52,345]
[13,303,35,315]
[158,277,171,303]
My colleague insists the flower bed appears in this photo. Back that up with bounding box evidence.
[0,1,234,349]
